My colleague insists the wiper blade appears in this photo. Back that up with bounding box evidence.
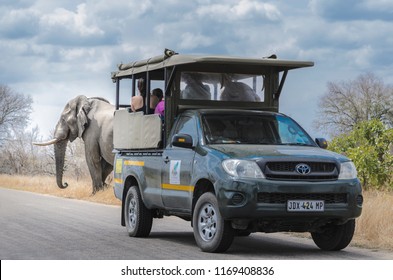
[283,143,314,147]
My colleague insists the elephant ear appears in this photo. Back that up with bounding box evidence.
[76,96,91,138]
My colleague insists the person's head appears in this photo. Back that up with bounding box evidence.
[137,78,146,97]
[150,88,163,109]
[151,88,163,101]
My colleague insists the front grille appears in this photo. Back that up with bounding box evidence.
[267,162,336,172]
[266,174,338,180]
[258,161,339,181]
[257,192,347,204]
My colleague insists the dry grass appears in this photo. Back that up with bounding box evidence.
[0,174,120,206]
[353,191,393,250]
[1,174,392,251]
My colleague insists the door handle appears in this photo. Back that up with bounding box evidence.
[164,156,170,164]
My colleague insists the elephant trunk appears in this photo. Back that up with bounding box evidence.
[54,139,69,189]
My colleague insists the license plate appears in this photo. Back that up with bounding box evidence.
[287,200,324,212]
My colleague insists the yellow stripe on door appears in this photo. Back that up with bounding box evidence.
[124,160,145,166]
[114,178,123,184]
[161,184,194,192]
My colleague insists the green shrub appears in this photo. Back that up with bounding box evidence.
[328,119,393,190]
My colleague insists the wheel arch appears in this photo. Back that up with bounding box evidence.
[121,175,140,226]
[191,178,215,226]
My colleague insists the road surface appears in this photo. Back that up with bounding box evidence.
[1,187,392,260]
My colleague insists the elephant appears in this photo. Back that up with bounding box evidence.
[180,73,211,100]
[220,75,261,102]
[33,95,115,194]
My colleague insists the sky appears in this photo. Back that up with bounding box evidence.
[1,0,393,139]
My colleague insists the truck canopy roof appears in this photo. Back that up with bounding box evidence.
[112,51,314,79]
[111,50,315,148]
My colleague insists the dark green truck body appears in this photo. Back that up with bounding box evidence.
[111,51,362,252]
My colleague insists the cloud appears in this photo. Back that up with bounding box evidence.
[196,0,281,22]
[361,0,393,11]
[310,0,393,21]
[179,32,214,50]
[36,4,119,46]
[1,0,393,138]
[0,8,40,39]
[41,4,103,37]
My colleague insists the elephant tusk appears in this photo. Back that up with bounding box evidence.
[32,138,59,146]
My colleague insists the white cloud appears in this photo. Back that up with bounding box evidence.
[196,0,281,22]
[0,8,39,38]
[233,0,281,20]
[39,4,104,38]
[346,45,373,68]
[361,0,393,12]
[179,32,214,50]
[309,0,393,21]
[40,4,104,43]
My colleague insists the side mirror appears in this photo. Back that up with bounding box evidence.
[315,138,328,149]
[172,134,194,149]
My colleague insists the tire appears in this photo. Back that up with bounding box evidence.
[124,186,153,237]
[311,219,355,251]
[193,192,234,253]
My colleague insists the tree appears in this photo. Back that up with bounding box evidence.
[328,119,393,190]
[0,126,89,178]
[314,73,393,137]
[0,126,45,175]
[0,84,33,143]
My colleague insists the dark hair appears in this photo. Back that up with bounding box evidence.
[138,78,146,97]
[151,88,163,100]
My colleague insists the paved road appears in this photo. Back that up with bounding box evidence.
[1,187,392,260]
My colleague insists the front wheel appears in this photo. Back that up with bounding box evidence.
[311,219,355,251]
[193,192,234,253]
[124,186,153,237]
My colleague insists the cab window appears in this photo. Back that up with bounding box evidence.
[173,116,198,145]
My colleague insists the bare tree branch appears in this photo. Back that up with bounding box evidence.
[0,84,33,142]
[314,73,393,137]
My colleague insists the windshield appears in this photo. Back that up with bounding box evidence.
[180,72,264,102]
[202,114,315,146]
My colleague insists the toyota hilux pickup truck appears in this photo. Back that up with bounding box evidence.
[110,50,363,253]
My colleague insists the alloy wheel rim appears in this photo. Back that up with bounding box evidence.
[198,203,217,241]
[128,195,137,229]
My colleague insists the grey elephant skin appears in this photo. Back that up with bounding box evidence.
[34,95,115,194]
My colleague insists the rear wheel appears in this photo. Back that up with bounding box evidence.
[311,219,355,251]
[193,192,234,253]
[124,186,153,237]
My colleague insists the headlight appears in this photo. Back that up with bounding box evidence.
[222,159,265,179]
[338,161,358,179]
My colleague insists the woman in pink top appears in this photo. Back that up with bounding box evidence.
[147,88,163,117]
[154,98,164,117]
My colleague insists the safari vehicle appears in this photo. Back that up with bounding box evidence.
[111,49,363,253]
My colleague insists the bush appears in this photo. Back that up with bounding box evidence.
[328,119,393,190]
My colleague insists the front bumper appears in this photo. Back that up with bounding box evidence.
[215,178,362,232]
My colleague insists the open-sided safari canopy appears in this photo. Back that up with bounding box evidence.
[111,49,314,147]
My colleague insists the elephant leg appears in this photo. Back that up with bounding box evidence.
[101,160,113,188]
[85,145,104,194]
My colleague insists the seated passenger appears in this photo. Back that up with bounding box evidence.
[181,73,211,100]
[220,75,260,102]
[131,78,146,112]
[155,98,165,119]
[149,88,163,114]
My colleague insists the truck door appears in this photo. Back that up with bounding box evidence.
[161,115,197,210]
